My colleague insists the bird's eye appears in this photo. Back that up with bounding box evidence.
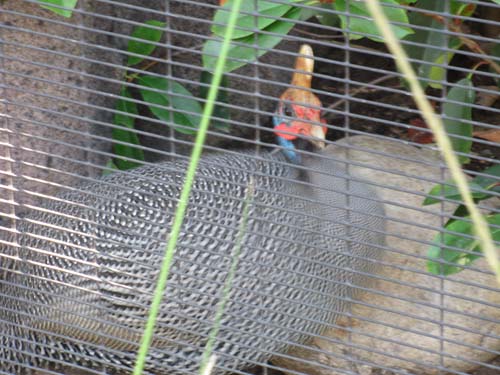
[283,104,294,118]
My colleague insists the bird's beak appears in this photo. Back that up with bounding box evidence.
[286,118,326,150]
[309,123,326,150]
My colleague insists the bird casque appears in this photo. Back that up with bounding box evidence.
[0,45,385,374]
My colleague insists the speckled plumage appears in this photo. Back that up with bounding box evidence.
[0,147,384,374]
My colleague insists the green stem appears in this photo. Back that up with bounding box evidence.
[125,73,139,82]
[132,0,245,373]
[198,179,255,375]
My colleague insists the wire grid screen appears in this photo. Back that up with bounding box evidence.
[0,0,499,374]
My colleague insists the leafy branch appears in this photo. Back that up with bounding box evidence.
[205,0,416,73]
[424,164,500,276]
[422,9,500,75]
[108,20,230,172]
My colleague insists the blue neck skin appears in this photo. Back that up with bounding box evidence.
[273,115,301,164]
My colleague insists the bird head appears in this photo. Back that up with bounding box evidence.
[273,44,327,164]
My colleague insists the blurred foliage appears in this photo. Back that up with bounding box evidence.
[426,214,500,276]
[424,165,500,275]
[207,0,417,72]
[127,20,166,66]
[108,20,230,172]
[37,0,77,17]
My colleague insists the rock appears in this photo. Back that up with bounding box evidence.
[275,136,500,375]
[0,0,115,218]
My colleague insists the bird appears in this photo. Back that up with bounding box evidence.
[0,45,385,374]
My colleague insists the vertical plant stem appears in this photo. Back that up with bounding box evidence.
[365,0,500,282]
[132,0,244,373]
[198,180,255,375]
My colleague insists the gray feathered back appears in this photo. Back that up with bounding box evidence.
[0,146,384,374]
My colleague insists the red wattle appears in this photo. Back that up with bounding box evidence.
[274,123,298,140]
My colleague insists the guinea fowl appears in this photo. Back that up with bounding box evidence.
[0,45,385,374]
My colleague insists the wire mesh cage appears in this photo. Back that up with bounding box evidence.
[0,1,499,374]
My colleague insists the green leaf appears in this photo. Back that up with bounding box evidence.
[200,71,231,133]
[427,214,500,275]
[138,75,202,135]
[423,182,489,206]
[428,40,462,88]
[443,78,474,164]
[299,5,321,22]
[103,159,119,176]
[424,163,500,207]
[490,43,500,88]
[312,3,340,26]
[404,1,462,89]
[38,0,78,18]
[113,87,145,170]
[127,20,166,66]
[335,0,414,42]
[450,1,476,18]
[449,204,469,222]
[203,7,301,73]
[212,0,293,39]
[473,164,500,193]
[490,0,500,5]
